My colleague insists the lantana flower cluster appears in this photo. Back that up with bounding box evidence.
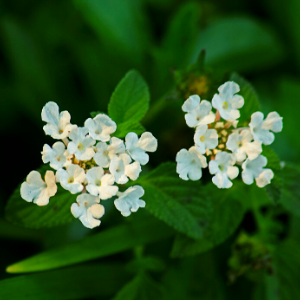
[176,81,283,189]
[20,102,157,228]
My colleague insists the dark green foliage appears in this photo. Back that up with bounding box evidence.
[0,0,299,299]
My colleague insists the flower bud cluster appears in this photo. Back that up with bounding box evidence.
[20,102,157,228]
[176,81,283,189]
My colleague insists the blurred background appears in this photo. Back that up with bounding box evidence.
[0,0,299,287]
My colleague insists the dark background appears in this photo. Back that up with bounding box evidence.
[0,0,299,287]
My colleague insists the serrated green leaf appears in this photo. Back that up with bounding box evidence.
[170,182,246,257]
[5,166,76,229]
[230,72,260,123]
[263,147,283,204]
[108,70,150,125]
[279,164,300,217]
[6,217,173,273]
[0,263,128,300]
[112,273,163,300]
[113,121,146,138]
[135,163,211,240]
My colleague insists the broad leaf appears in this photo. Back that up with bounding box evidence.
[6,217,173,273]
[279,164,300,218]
[112,273,163,300]
[230,72,260,123]
[108,70,150,125]
[135,163,212,240]
[113,121,145,138]
[170,182,246,257]
[263,147,282,204]
[0,263,128,300]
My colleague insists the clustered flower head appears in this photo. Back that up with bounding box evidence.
[21,102,157,229]
[176,81,283,189]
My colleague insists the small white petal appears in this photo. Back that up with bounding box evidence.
[20,170,57,206]
[125,132,157,165]
[56,165,85,194]
[242,155,273,187]
[114,186,145,217]
[176,146,207,181]
[212,82,244,120]
[42,102,76,139]
[85,114,117,142]
[67,127,95,160]
[71,194,104,229]
[249,111,282,145]
[208,152,238,188]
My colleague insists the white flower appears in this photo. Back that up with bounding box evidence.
[209,152,239,188]
[56,164,85,194]
[226,130,262,162]
[42,142,72,170]
[67,127,95,160]
[176,146,207,180]
[85,167,118,199]
[212,81,244,120]
[125,132,157,165]
[182,95,215,128]
[21,170,57,206]
[194,125,218,154]
[84,114,117,142]
[242,155,274,187]
[109,154,141,184]
[71,194,105,229]
[41,102,76,139]
[114,186,145,217]
[94,137,125,168]
[249,112,283,145]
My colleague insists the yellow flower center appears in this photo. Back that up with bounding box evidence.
[222,102,228,110]
[200,135,206,142]
[219,164,224,171]
[237,141,243,148]
[59,129,63,134]
[68,177,74,183]
[95,179,101,187]
[77,143,84,151]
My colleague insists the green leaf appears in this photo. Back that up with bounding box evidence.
[112,273,163,300]
[6,217,173,273]
[5,165,77,229]
[170,182,246,257]
[113,121,146,138]
[263,147,283,204]
[0,263,128,300]
[108,70,150,125]
[279,164,300,217]
[229,72,260,123]
[135,163,211,240]
[191,17,284,72]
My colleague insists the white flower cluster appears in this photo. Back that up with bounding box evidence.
[20,102,157,228]
[176,81,283,189]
